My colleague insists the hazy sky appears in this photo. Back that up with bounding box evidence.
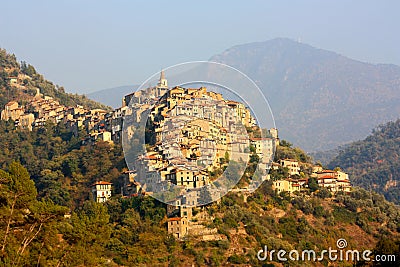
[1,1,399,93]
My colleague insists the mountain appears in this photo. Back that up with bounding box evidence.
[309,148,342,166]
[0,48,110,110]
[87,85,137,108]
[210,38,400,152]
[328,119,400,204]
[88,39,400,152]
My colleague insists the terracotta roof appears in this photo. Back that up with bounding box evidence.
[168,217,182,222]
[92,181,112,186]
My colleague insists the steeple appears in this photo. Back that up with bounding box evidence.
[160,70,165,81]
[158,70,168,88]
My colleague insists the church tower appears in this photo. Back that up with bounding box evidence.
[157,70,168,88]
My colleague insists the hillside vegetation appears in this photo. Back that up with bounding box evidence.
[1,160,399,266]
[0,120,399,266]
[329,119,400,204]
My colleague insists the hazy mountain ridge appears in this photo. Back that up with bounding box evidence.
[87,85,137,108]
[210,38,400,152]
[88,38,400,152]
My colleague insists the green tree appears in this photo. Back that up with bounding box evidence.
[0,162,67,266]
[308,177,319,192]
[0,162,37,255]
[61,201,112,266]
[315,187,332,199]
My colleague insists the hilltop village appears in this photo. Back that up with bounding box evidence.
[123,74,277,207]
[1,71,351,239]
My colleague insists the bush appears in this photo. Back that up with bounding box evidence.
[292,197,314,214]
[332,206,356,224]
[313,206,325,217]
[315,188,332,199]
[324,215,335,226]
[228,254,247,264]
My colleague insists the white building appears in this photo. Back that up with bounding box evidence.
[91,181,112,203]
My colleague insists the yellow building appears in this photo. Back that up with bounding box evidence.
[311,165,323,177]
[336,170,349,181]
[336,179,351,192]
[226,100,252,127]
[279,159,300,176]
[167,217,189,239]
[98,131,112,143]
[272,179,300,194]
[1,101,24,121]
[18,113,35,131]
[250,137,274,162]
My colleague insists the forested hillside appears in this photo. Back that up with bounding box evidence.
[0,120,399,265]
[1,160,399,266]
[0,48,110,110]
[0,120,125,208]
[329,119,400,204]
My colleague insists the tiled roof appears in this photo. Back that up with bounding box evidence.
[168,217,182,221]
[92,181,112,186]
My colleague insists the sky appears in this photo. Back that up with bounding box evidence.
[0,0,399,94]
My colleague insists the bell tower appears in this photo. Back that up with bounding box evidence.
[158,70,168,88]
